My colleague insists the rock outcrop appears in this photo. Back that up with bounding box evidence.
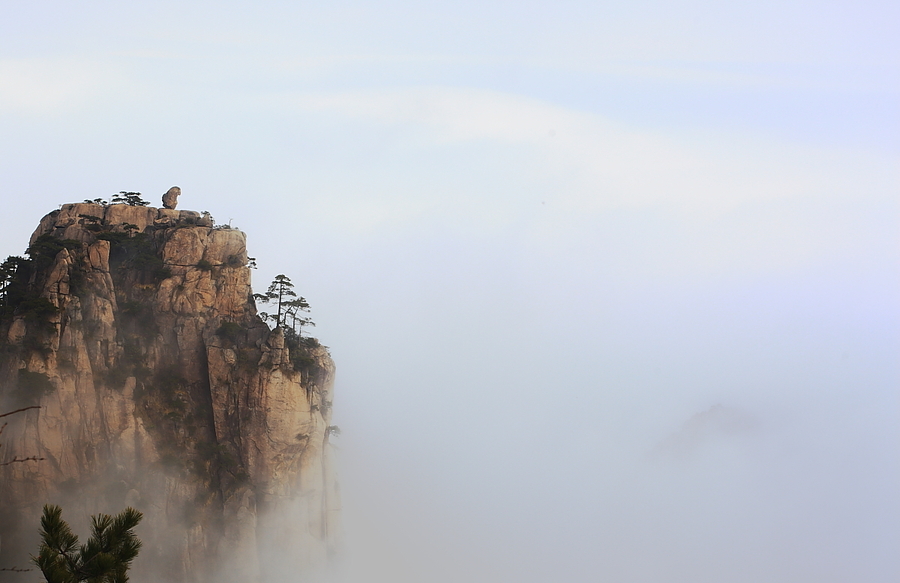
[0,203,339,582]
[162,186,181,209]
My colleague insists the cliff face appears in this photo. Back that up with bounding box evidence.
[0,203,339,582]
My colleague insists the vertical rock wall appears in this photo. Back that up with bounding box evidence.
[0,203,338,582]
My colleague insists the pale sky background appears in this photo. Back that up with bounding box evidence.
[1,2,898,582]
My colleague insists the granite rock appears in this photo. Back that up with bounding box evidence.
[0,203,338,582]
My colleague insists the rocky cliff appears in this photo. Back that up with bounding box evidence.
[0,203,339,582]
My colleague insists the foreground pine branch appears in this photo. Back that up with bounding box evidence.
[32,504,143,583]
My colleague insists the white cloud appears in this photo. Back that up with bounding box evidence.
[254,85,898,281]
[0,58,128,114]
[281,86,895,218]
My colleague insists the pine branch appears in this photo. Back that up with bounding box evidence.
[33,505,143,582]
[0,455,45,466]
[0,405,41,418]
[0,407,44,466]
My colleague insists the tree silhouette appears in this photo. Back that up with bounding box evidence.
[33,505,143,583]
[254,275,315,338]
[0,256,30,319]
[83,198,109,206]
[283,296,315,338]
[110,192,150,207]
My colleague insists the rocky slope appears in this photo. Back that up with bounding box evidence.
[0,202,339,582]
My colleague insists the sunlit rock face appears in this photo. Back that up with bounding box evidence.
[0,203,339,582]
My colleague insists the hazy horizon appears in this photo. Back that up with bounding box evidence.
[2,2,898,581]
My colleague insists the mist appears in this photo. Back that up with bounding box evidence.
[2,1,898,581]
[321,210,899,582]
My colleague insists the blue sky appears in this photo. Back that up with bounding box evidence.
[2,2,898,581]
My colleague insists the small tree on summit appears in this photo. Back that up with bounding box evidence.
[110,192,150,206]
[83,198,109,207]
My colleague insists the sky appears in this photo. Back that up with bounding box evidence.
[2,2,898,582]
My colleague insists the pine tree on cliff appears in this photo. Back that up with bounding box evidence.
[33,505,143,583]
[254,274,314,336]
[283,296,315,338]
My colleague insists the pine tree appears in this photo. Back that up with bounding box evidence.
[110,192,150,206]
[254,274,314,335]
[283,296,314,338]
[0,256,31,317]
[32,504,143,583]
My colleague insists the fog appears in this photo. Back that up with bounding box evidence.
[321,213,899,582]
[2,1,898,581]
